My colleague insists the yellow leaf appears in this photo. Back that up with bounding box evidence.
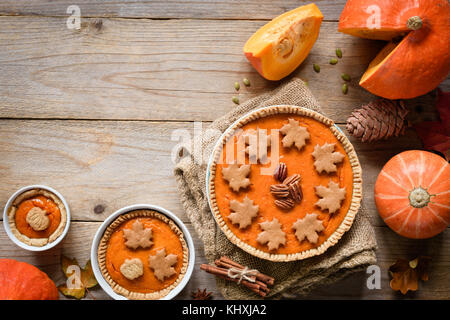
[58,284,86,300]
[81,260,98,289]
[61,255,79,278]
[58,255,98,299]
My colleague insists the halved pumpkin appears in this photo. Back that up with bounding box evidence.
[339,0,450,99]
[244,3,323,81]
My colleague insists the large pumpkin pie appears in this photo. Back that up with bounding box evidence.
[208,105,362,261]
[7,188,68,247]
[97,209,189,300]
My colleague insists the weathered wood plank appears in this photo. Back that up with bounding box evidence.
[0,119,428,228]
[0,0,346,20]
[0,17,445,122]
[0,222,448,299]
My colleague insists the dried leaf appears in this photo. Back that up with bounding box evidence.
[80,260,98,289]
[58,255,98,299]
[389,256,431,295]
[58,284,86,299]
[414,89,450,161]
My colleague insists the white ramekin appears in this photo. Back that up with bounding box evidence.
[90,204,195,300]
[2,185,71,252]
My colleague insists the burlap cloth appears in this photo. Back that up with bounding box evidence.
[174,77,377,299]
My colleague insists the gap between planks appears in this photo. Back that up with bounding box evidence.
[0,13,340,23]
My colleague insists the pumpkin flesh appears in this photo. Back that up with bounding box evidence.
[339,0,450,99]
[244,3,323,81]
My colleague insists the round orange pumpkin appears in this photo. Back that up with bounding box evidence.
[0,259,59,300]
[338,0,450,99]
[375,150,450,239]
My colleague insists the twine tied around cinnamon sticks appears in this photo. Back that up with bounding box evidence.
[227,267,258,284]
[200,256,275,297]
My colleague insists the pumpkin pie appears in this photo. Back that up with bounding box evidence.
[208,105,362,261]
[7,188,68,247]
[97,209,189,300]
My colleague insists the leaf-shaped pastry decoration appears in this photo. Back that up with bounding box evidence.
[312,143,345,174]
[292,213,324,244]
[148,248,178,282]
[257,218,286,250]
[222,162,251,192]
[314,181,346,214]
[228,196,259,229]
[123,219,153,250]
[280,118,310,150]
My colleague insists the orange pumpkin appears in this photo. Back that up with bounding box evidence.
[338,0,450,99]
[0,259,59,300]
[244,3,323,81]
[375,150,450,239]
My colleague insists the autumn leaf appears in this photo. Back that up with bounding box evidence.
[414,89,450,161]
[389,256,431,295]
[58,255,98,299]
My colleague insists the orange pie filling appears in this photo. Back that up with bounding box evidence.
[14,195,61,239]
[105,217,184,294]
[214,114,353,254]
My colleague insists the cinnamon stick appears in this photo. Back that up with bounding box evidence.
[217,274,267,297]
[214,259,257,282]
[255,280,270,293]
[214,260,270,293]
[219,256,275,286]
[201,264,268,297]
[200,264,260,291]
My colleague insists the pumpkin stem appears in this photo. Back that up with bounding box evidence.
[409,187,430,208]
[407,16,423,30]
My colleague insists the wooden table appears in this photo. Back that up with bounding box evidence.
[0,0,448,300]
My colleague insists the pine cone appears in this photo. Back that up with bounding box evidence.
[346,99,409,142]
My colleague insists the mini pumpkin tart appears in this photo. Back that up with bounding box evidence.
[97,209,189,300]
[208,105,362,261]
[7,188,67,247]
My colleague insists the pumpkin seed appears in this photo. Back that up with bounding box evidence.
[232,96,240,105]
[234,82,240,91]
[341,73,351,81]
[313,64,320,73]
[303,80,309,87]
[243,78,251,86]
[342,83,348,94]
[336,48,343,58]
[330,58,338,65]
